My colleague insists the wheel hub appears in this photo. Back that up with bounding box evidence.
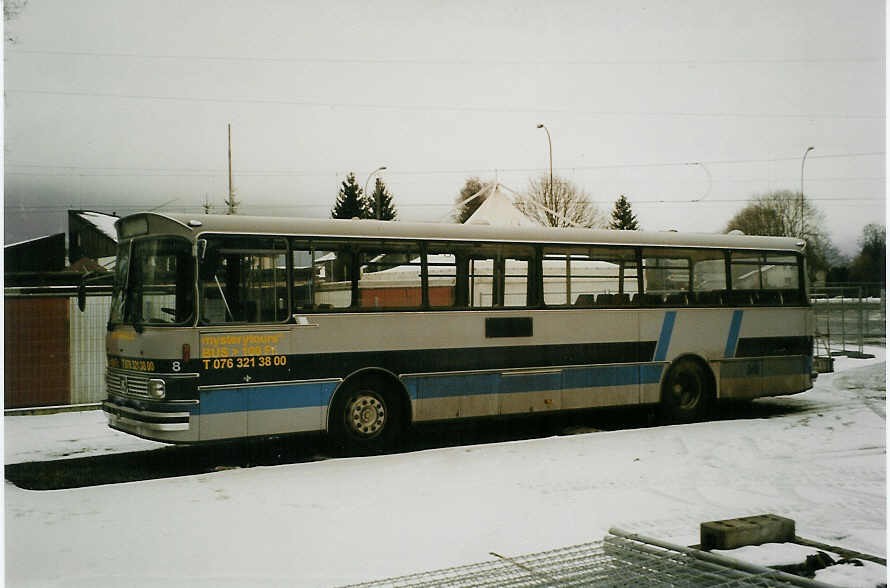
[673,375,700,408]
[348,394,386,437]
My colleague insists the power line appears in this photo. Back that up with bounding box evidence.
[5,193,884,214]
[8,48,884,67]
[5,151,885,177]
[6,88,883,120]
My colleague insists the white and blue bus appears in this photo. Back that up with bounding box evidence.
[102,213,814,452]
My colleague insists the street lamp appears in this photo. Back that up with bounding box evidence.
[800,146,814,238]
[364,166,387,219]
[537,123,553,200]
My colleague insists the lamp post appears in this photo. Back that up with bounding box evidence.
[537,123,553,201]
[364,166,387,219]
[800,146,814,238]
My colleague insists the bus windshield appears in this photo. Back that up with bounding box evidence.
[109,237,195,326]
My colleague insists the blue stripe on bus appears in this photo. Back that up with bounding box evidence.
[199,361,674,415]
[724,310,744,358]
[721,356,810,379]
[199,381,338,415]
[653,311,676,362]
[404,363,667,401]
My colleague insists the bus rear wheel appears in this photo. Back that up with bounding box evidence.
[330,375,402,455]
[659,358,713,423]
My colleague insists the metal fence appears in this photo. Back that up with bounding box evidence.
[4,287,111,408]
[68,293,112,404]
[810,286,885,358]
[344,529,836,587]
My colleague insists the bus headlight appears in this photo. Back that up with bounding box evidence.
[147,379,166,400]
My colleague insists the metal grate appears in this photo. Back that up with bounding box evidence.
[344,533,830,588]
[106,368,150,399]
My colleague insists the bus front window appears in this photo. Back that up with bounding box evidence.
[110,238,195,326]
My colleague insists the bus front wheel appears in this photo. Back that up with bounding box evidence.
[330,376,402,455]
[659,358,713,423]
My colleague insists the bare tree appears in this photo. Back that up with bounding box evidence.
[4,0,28,44]
[515,175,605,228]
[724,189,834,279]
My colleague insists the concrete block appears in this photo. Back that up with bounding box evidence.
[700,514,796,550]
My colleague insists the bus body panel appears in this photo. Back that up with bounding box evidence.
[101,213,815,444]
[104,305,812,442]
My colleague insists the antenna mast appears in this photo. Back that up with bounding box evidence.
[225,123,238,214]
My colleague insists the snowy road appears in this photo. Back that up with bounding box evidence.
[5,349,886,587]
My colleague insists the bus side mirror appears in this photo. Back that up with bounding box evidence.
[77,279,86,312]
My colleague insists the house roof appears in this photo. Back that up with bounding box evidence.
[73,210,119,242]
[5,232,65,249]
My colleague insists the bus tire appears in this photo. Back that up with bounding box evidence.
[329,375,402,455]
[659,357,713,424]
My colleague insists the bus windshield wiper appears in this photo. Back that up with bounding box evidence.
[214,275,234,321]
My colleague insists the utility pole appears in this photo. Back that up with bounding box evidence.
[225,123,238,215]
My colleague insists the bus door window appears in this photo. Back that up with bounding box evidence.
[357,241,423,309]
[109,242,131,325]
[200,237,288,323]
[291,240,354,310]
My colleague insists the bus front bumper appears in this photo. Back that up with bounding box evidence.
[102,396,199,442]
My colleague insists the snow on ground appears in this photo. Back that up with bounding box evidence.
[5,348,886,587]
[715,543,888,587]
[5,410,164,465]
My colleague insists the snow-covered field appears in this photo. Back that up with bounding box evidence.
[5,349,886,587]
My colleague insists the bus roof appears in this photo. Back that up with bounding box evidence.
[118,212,806,253]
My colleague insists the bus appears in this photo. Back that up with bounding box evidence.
[102,212,814,452]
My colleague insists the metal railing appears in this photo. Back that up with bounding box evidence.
[344,529,838,587]
[810,286,885,359]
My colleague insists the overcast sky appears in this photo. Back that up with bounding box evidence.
[3,0,885,255]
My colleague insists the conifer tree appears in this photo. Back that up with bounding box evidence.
[370,177,398,221]
[609,194,640,230]
[453,177,488,223]
[331,172,369,219]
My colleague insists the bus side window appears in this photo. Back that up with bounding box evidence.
[426,250,458,308]
[542,246,637,307]
[729,251,801,306]
[468,257,495,308]
[641,249,691,305]
[503,256,530,308]
[292,240,353,311]
[357,242,423,309]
